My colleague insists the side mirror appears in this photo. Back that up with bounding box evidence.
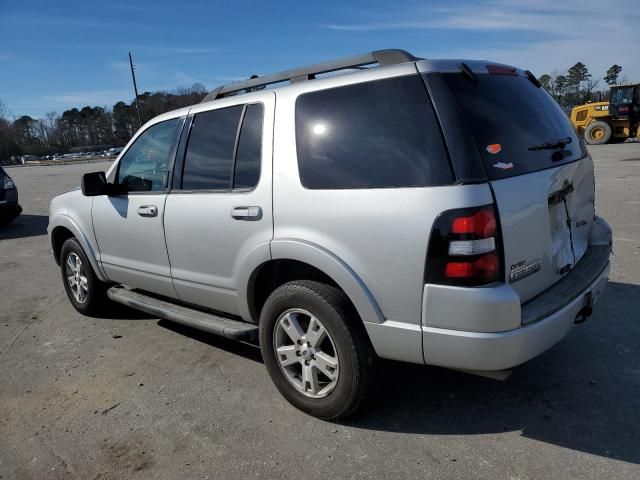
[81,171,108,196]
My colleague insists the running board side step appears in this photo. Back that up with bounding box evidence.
[107,286,258,341]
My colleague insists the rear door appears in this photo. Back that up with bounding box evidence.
[163,94,274,316]
[442,70,594,302]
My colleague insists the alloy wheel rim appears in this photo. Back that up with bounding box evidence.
[273,308,339,399]
[66,252,88,304]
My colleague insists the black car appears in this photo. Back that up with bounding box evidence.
[0,166,22,225]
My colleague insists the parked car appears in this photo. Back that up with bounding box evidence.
[0,166,22,225]
[48,50,612,419]
[107,147,124,157]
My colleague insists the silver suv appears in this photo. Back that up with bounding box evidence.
[48,50,612,419]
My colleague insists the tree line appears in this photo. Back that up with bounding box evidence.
[0,83,208,163]
[0,63,633,164]
[537,63,626,111]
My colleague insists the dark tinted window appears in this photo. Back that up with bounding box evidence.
[610,86,634,105]
[442,73,584,180]
[295,75,452,189]
[233,104,263,189]
[182,106,242,190]
[117,118,179,192]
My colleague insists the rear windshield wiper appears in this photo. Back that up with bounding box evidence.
[459,62,478,84]
[528,137,572,151]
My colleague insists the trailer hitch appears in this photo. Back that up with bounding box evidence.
[574,292,593,324]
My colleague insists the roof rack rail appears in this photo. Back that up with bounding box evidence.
[201,49,419,102]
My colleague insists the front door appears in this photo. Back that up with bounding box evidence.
[163,94,274,317]
[93,117,183,298]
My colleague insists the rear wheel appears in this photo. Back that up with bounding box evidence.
[60,237,110,315]
[584,121,612,145]
[259,281,375,420]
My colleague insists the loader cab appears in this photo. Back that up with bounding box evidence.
[609,84,639,120]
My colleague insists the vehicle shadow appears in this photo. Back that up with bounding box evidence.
[95,280,640,463]
[347,281,640,465]
[158,319,263,363]
[0,214,48,240]
[91,302,155,320]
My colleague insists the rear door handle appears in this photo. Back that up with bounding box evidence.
[137,205,158,217]
[231,206,262,220]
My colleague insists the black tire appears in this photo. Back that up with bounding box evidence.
[60,237,110,315]
[259,280,376,420]
[0,205,21,226]
[584,121,612,145]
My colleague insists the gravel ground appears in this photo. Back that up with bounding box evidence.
[1,145,639,480]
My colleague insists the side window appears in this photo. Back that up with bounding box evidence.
[182,106,243,190]
[233,104,264,189]
[117,118,179,192]
[295,75,452,189]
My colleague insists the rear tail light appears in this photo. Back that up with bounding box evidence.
[2,175,14,190]
[425,205,503,286]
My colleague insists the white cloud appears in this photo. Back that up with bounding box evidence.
[43,90,131,106]
[326,0,640,81]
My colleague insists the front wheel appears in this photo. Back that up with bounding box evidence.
[584,121,612,145]
[60,237,110,315]
[259,280,376,420]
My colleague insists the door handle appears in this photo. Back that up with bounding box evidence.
[137,205,158,217]
[231,206,262,220]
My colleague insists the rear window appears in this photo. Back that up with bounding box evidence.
[295,75,452,189]
[233,103,263,189]
[182,106,243,190]
[442,73,584,180]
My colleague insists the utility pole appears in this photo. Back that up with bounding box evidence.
[129,52,143,128]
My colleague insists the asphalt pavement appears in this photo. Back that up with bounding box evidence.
[1,145,639,479]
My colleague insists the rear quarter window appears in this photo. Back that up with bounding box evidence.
[295,75,453,189]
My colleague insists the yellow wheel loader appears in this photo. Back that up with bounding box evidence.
[571,83,640,145]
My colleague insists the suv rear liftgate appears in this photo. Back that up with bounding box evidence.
[437,66,602,313]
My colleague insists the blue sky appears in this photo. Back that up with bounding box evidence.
[1,0,638,118]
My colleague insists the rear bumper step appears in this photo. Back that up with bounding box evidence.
[521,244,611,325]
[107,286,258,341]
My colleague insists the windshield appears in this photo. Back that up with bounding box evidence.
[442,72,584,180]
[610,87,634,105]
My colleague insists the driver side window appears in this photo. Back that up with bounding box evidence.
[117,118,180,192]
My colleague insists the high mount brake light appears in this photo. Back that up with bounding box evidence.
[425,205,503,287]
[486,64,518,76]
